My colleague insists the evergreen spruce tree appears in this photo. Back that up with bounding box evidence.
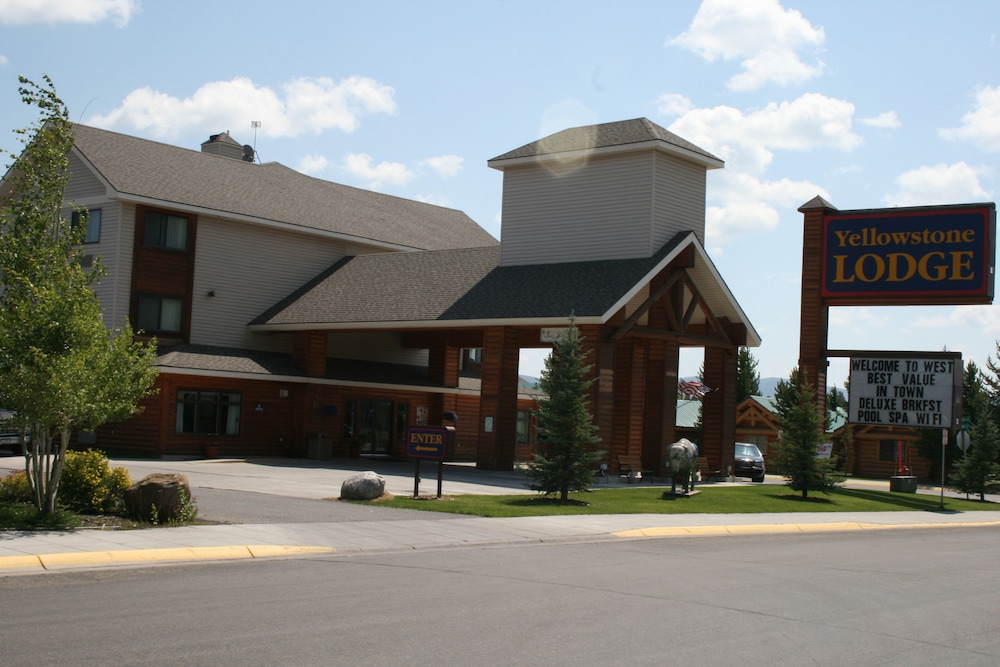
[526,319,603,502]
[950,418,1000,501]
[776,370,843,499]
[736,347,761,402]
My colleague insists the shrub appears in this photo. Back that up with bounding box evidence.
[0,469,33,503]
[59,449,133,514]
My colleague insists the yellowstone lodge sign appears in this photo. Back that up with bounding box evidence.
[822,204,995,304]
[847,353,962,429]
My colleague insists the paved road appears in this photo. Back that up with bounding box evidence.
[4,528,999,665]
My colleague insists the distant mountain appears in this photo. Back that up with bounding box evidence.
[759,377,780,397]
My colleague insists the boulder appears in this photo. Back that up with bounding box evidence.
[123,472,192,522]
[340,471,385,500]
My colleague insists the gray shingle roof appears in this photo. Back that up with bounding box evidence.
[71,124,498,251]
[251,233,692,328]
[489,118,722,166]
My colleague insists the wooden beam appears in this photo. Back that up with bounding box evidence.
[608,268,686,342]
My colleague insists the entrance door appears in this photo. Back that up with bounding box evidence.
[357,399,393,456]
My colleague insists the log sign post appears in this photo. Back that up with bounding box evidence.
[407,426,456,498]
[798,199,995,499]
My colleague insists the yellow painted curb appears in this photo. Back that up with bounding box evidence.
[614,520,1000,539]
[0,545,335,572]
[0,555,45,570]
[247,545,336,558]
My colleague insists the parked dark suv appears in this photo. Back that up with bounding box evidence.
[734,442,765,483]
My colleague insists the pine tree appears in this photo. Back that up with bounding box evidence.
[736,347,761,402]
[526,319,603,502]
[776,369,843,499]
[950,418,1000,501]
[0,76,159,513]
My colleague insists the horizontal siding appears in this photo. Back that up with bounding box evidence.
[328,331,430,366]
[500,153,654,266]
[652,153,707,247]
[65,152,107,200]
[189,216,356,353]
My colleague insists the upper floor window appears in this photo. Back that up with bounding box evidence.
[71,209,101,244]
[137,294,182,334]
[144,211,188,250]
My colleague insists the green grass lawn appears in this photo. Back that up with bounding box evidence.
[369,485,998,518]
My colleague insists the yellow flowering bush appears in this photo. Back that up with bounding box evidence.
[59,449,132,514]
[0,469,32,503]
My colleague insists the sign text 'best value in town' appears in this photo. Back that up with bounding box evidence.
[847,354,961,428]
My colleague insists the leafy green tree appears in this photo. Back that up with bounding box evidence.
[776,369,843,498]
[0,76,159,513]
[736,347,761,402]
[949,418,1000,501]
[526,319,603,502]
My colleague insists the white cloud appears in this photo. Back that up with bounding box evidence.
[655,93,694,117]
[669,0,825,91]
[828,307,890,333]
[342,153,413,188]
[859,111,901,129]
[668,93,861,173]
[0,0,136,26]
[884,162,992,206]
[0,54,8,66]
[913,305,1000,335]
[423,154,463,177]
[939,85,1000,151]
[662,93,859,243]
[86,76,396,140]
[296,154,329,176]
[415,194,455,208]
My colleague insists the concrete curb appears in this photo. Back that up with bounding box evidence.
[613,519,1000,539]
[0,545,335,573]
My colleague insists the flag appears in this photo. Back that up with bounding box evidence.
[678,379,707,399]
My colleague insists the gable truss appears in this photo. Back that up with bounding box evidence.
[608,264,738,348]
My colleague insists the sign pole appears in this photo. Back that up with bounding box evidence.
[413,459,421,499]
[940,429,947,510]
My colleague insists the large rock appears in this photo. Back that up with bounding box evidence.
[340,471,385,500]
[123,472,193,523]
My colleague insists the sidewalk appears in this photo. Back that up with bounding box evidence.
[1,457,999,576]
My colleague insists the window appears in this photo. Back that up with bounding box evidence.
[71,209,101,243]
[144,211,188,250]
[516,410,532,445]
[137,295,182,333]
[176,390,241,435]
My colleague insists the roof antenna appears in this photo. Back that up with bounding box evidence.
[247,120,261,163]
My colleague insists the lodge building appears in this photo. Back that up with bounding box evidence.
[18,118,762,473]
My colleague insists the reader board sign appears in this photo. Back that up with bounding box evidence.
[406,426,455,460]
[822,204,995,303]
[848,353,962,429]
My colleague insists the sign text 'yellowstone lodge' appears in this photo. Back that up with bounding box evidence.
[822,204,995,303]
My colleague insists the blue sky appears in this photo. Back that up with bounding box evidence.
[2,0,999,388]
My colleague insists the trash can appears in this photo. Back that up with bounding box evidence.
[307,432,332,460]
[889,475,917,493]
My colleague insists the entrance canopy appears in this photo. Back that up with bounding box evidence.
[250,230,759,347]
